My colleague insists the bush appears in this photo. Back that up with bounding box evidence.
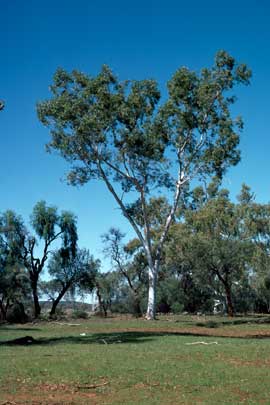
[71,310,89,319]
[6,302,28,323]
[171,302,184,314]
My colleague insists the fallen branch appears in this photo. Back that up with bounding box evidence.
[77,382,109,390]
[185,341,218,345]
[51,322,81,326]
[1,402,17,405]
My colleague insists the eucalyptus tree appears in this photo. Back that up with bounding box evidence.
[38,51,251,319]
[0,202,77,317]
[167,186,256,316]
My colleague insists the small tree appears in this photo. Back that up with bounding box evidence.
[38,51,251,319]
[91,271,120,317]
[102,228,147,316]
[0,202,77,318]
[43,248,98,317]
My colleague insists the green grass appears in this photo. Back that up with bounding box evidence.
[1,315,270,404]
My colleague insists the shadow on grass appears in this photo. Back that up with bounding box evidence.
[2,328,270,347]
[0,332,154,346]
[195,316,270,329]
[0,326,42,332]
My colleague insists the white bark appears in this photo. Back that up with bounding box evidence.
[146,266,157,320]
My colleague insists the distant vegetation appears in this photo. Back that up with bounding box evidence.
[1,183,270,322]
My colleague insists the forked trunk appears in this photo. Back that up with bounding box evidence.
[146,266,157,320]
[49,285,70,317]
[49,296,62,317]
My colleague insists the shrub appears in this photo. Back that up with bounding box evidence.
[71,310,89,319]
[171,302,184,314]
[6,302,28,323]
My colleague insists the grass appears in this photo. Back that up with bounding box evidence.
[1,314,270,404]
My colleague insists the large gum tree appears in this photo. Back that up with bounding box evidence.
[38,51,251,319]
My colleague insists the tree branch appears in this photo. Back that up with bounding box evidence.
[96,160,147,252]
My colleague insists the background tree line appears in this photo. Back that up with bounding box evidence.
[1,181,270,322]
[94,182,270,318]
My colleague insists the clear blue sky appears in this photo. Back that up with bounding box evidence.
[1,0,270,264]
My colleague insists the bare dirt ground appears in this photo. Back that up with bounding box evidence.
[1,383,99,405]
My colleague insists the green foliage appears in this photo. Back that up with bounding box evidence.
[6,302,28,323]
[0,213,31,321]
[38,51,251,191]
[93,271,121,316]
[0,264,30,321]
[161,50,251,179]
[170,302,184,314]
[232,277,257,314]
[237,183,255,205]
[166,184,267,316]
[125,197,171,230]
[48,248,98,285]
[157,277,184,313]
[0,210,26,266]
[31,201,78,254]
[31,201,58,240]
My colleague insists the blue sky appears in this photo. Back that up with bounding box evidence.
[1,0,270,265]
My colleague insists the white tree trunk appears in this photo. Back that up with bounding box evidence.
[146,266,157,320]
